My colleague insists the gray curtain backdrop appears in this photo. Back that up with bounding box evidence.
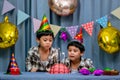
[0,0,120,72]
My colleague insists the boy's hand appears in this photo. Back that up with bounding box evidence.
[31,67,38,72]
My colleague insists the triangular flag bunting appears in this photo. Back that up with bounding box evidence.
[96,15,108,28]
[66,26,78,39]
[111,7,120,19]
[82,21,94,36]
[50,24,61,37]
[32,18,41,33]
[17,10,30,25]
[1,0,15,15]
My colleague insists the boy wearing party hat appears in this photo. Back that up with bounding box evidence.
[63,40,94,73]
[26,15,59,72]
[61,28,94,73]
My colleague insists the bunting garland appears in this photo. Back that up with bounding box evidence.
[111,7,120,19]
[17,10,30,25]
[32,18,41,33]
[82,21,94,36]
[96,15,108,28]
[50,24,61,37]
[65,26,78,39]
[1,0,120,39]
[1,0,15,15]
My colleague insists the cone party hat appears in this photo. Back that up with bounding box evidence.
[37,15,52,32]
[6,53,21,75]
[74,27,83,43]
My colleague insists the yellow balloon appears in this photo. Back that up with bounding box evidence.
[0,16,19,48]
[98,22,120,54]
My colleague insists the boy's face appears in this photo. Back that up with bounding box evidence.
[37,35,53,50]
[68,46,83,62]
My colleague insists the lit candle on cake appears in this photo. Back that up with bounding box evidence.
[62,52,65,63]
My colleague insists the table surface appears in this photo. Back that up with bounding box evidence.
[0,72,120,80]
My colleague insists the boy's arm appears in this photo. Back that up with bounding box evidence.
[26,51,33,72]
[79,58,94,70]
[84,58,95,69]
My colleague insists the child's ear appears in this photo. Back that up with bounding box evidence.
[80,52,84,56]
[36,38,39,43]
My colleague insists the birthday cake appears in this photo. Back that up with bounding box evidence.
[49,63,70,74]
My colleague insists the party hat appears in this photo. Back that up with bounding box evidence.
[6,53,21,75]
[74,28,83,43]
[37,15,52,32]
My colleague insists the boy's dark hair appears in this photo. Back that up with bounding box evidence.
[67,41,85,53]
[36,30,54,39]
